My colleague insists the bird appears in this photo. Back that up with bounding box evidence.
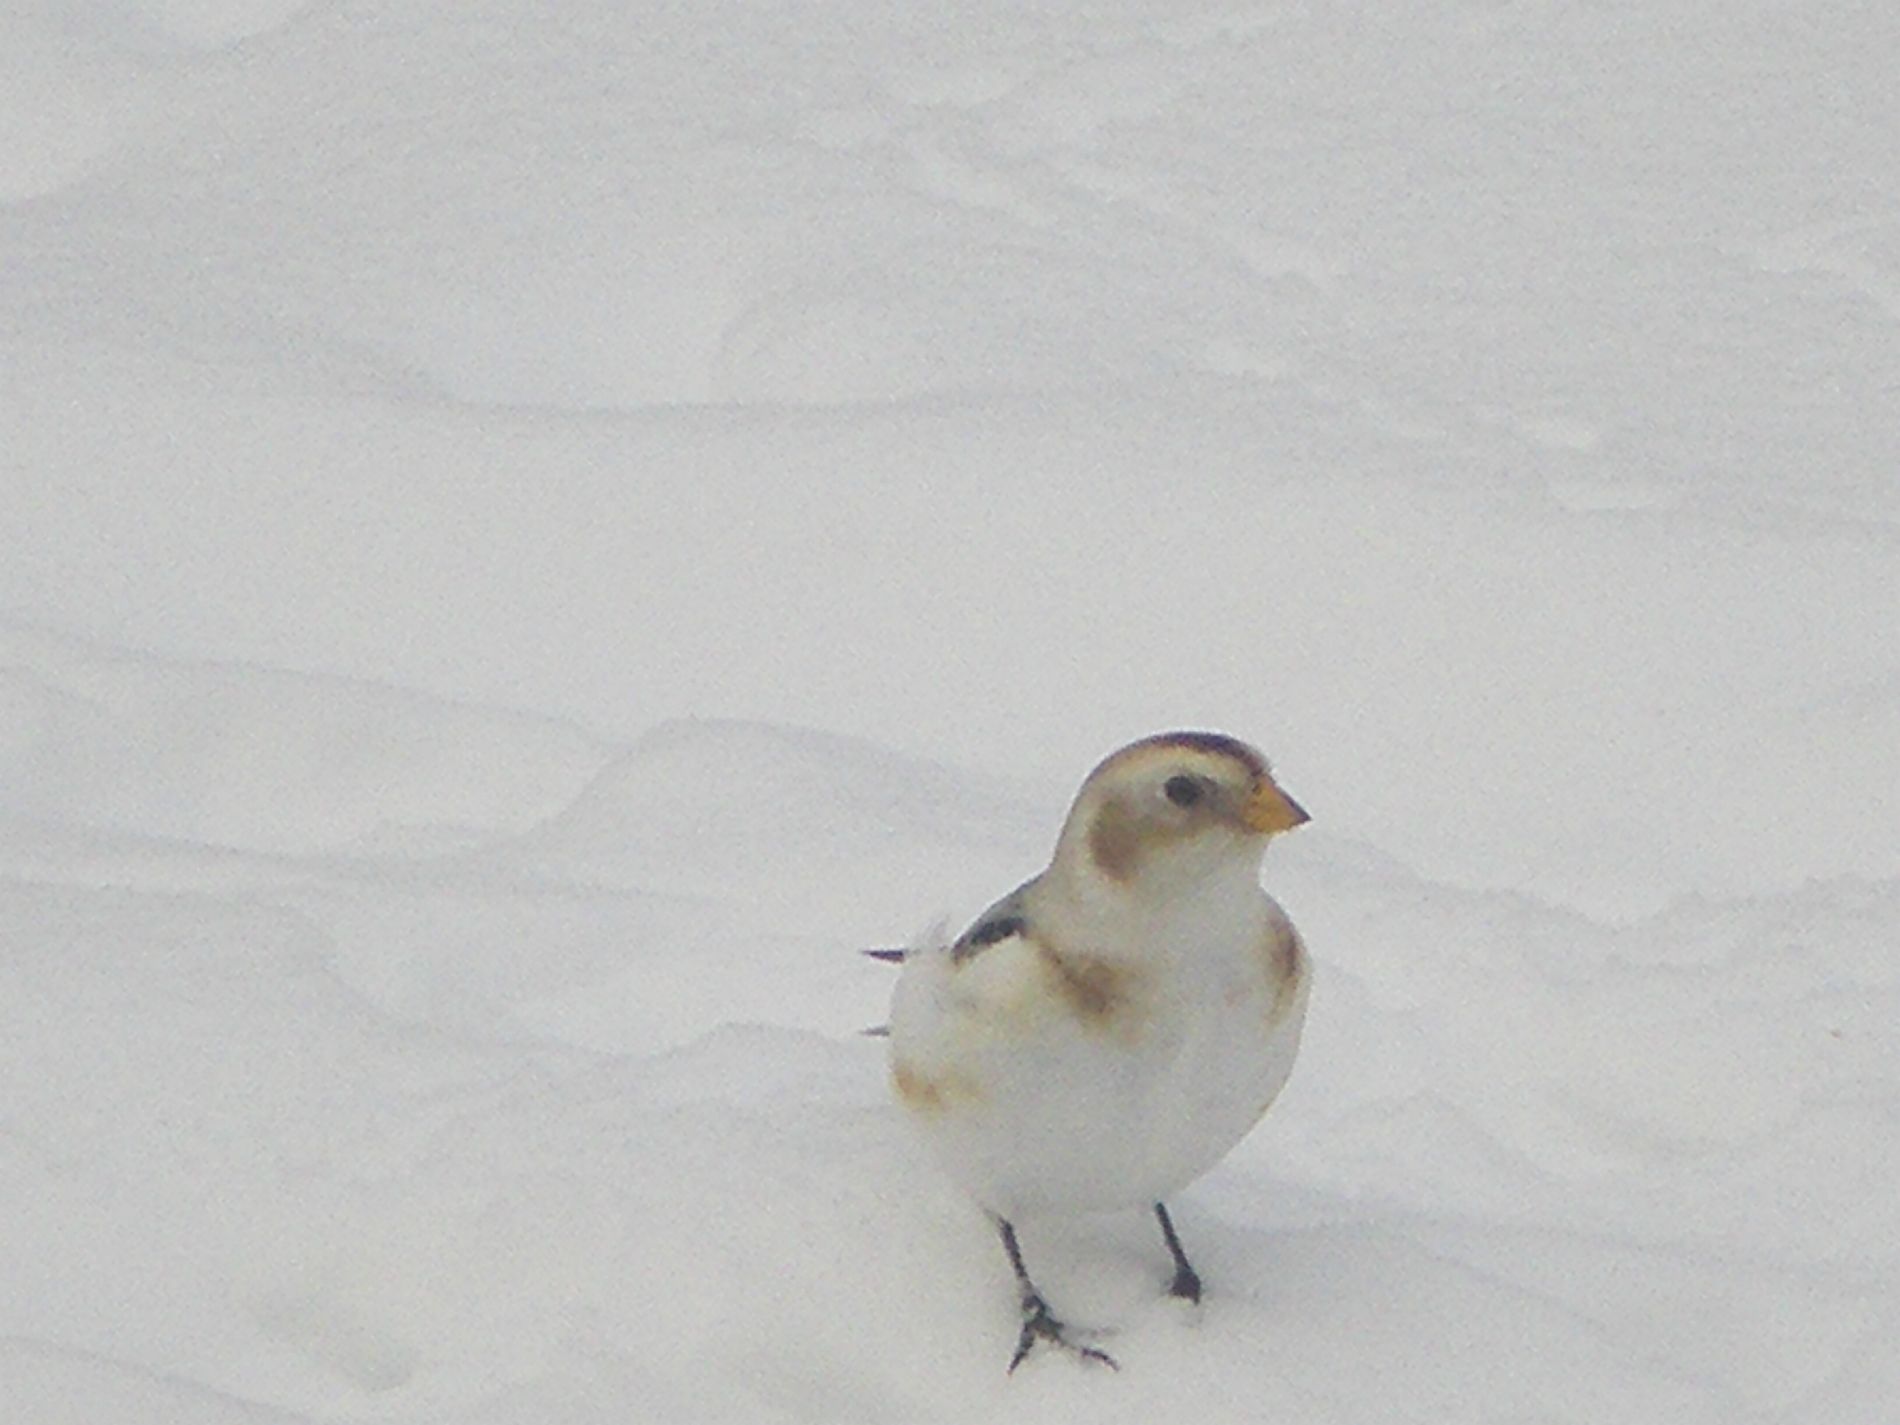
[876,730,1312,1372]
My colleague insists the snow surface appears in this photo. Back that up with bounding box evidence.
[3,1,1897,1420]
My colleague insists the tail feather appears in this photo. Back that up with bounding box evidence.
[862,945,903,1037]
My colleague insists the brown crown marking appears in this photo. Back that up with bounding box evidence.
[1097,730,1268,782]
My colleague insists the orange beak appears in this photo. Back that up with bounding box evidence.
[1242,779,1310,835]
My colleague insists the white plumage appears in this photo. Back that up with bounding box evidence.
[884,730,1311,1370]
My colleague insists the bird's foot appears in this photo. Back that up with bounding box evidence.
[1167,1264,1202,1304]
[1009,1295,1118,1373]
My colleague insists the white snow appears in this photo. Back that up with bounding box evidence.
[2,0,1897,1420]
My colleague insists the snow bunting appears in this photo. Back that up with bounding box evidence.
[881,731,1311,1371]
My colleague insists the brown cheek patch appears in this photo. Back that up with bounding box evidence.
[892,1059,981,1115]
[1087,789,1227,882]
[1086,796,1144,881]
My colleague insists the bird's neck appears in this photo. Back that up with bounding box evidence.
[1044,859,1266,964]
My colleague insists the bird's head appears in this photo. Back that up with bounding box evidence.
[1051,731,1309,900]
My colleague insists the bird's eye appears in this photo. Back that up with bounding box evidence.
[1163,775,1203,808]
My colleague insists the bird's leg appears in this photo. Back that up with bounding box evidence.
[994,1217,1118,1372]
[1154,1202,1202,1303]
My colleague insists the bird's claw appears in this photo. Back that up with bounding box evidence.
[1008,1296,1119,1373]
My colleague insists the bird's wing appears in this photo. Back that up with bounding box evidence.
[949,882,1038,964]
[878,881,1043,1045]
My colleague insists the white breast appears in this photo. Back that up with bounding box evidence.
[889,895,1309,1219]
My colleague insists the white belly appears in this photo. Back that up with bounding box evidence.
[892,928,1309,1218]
